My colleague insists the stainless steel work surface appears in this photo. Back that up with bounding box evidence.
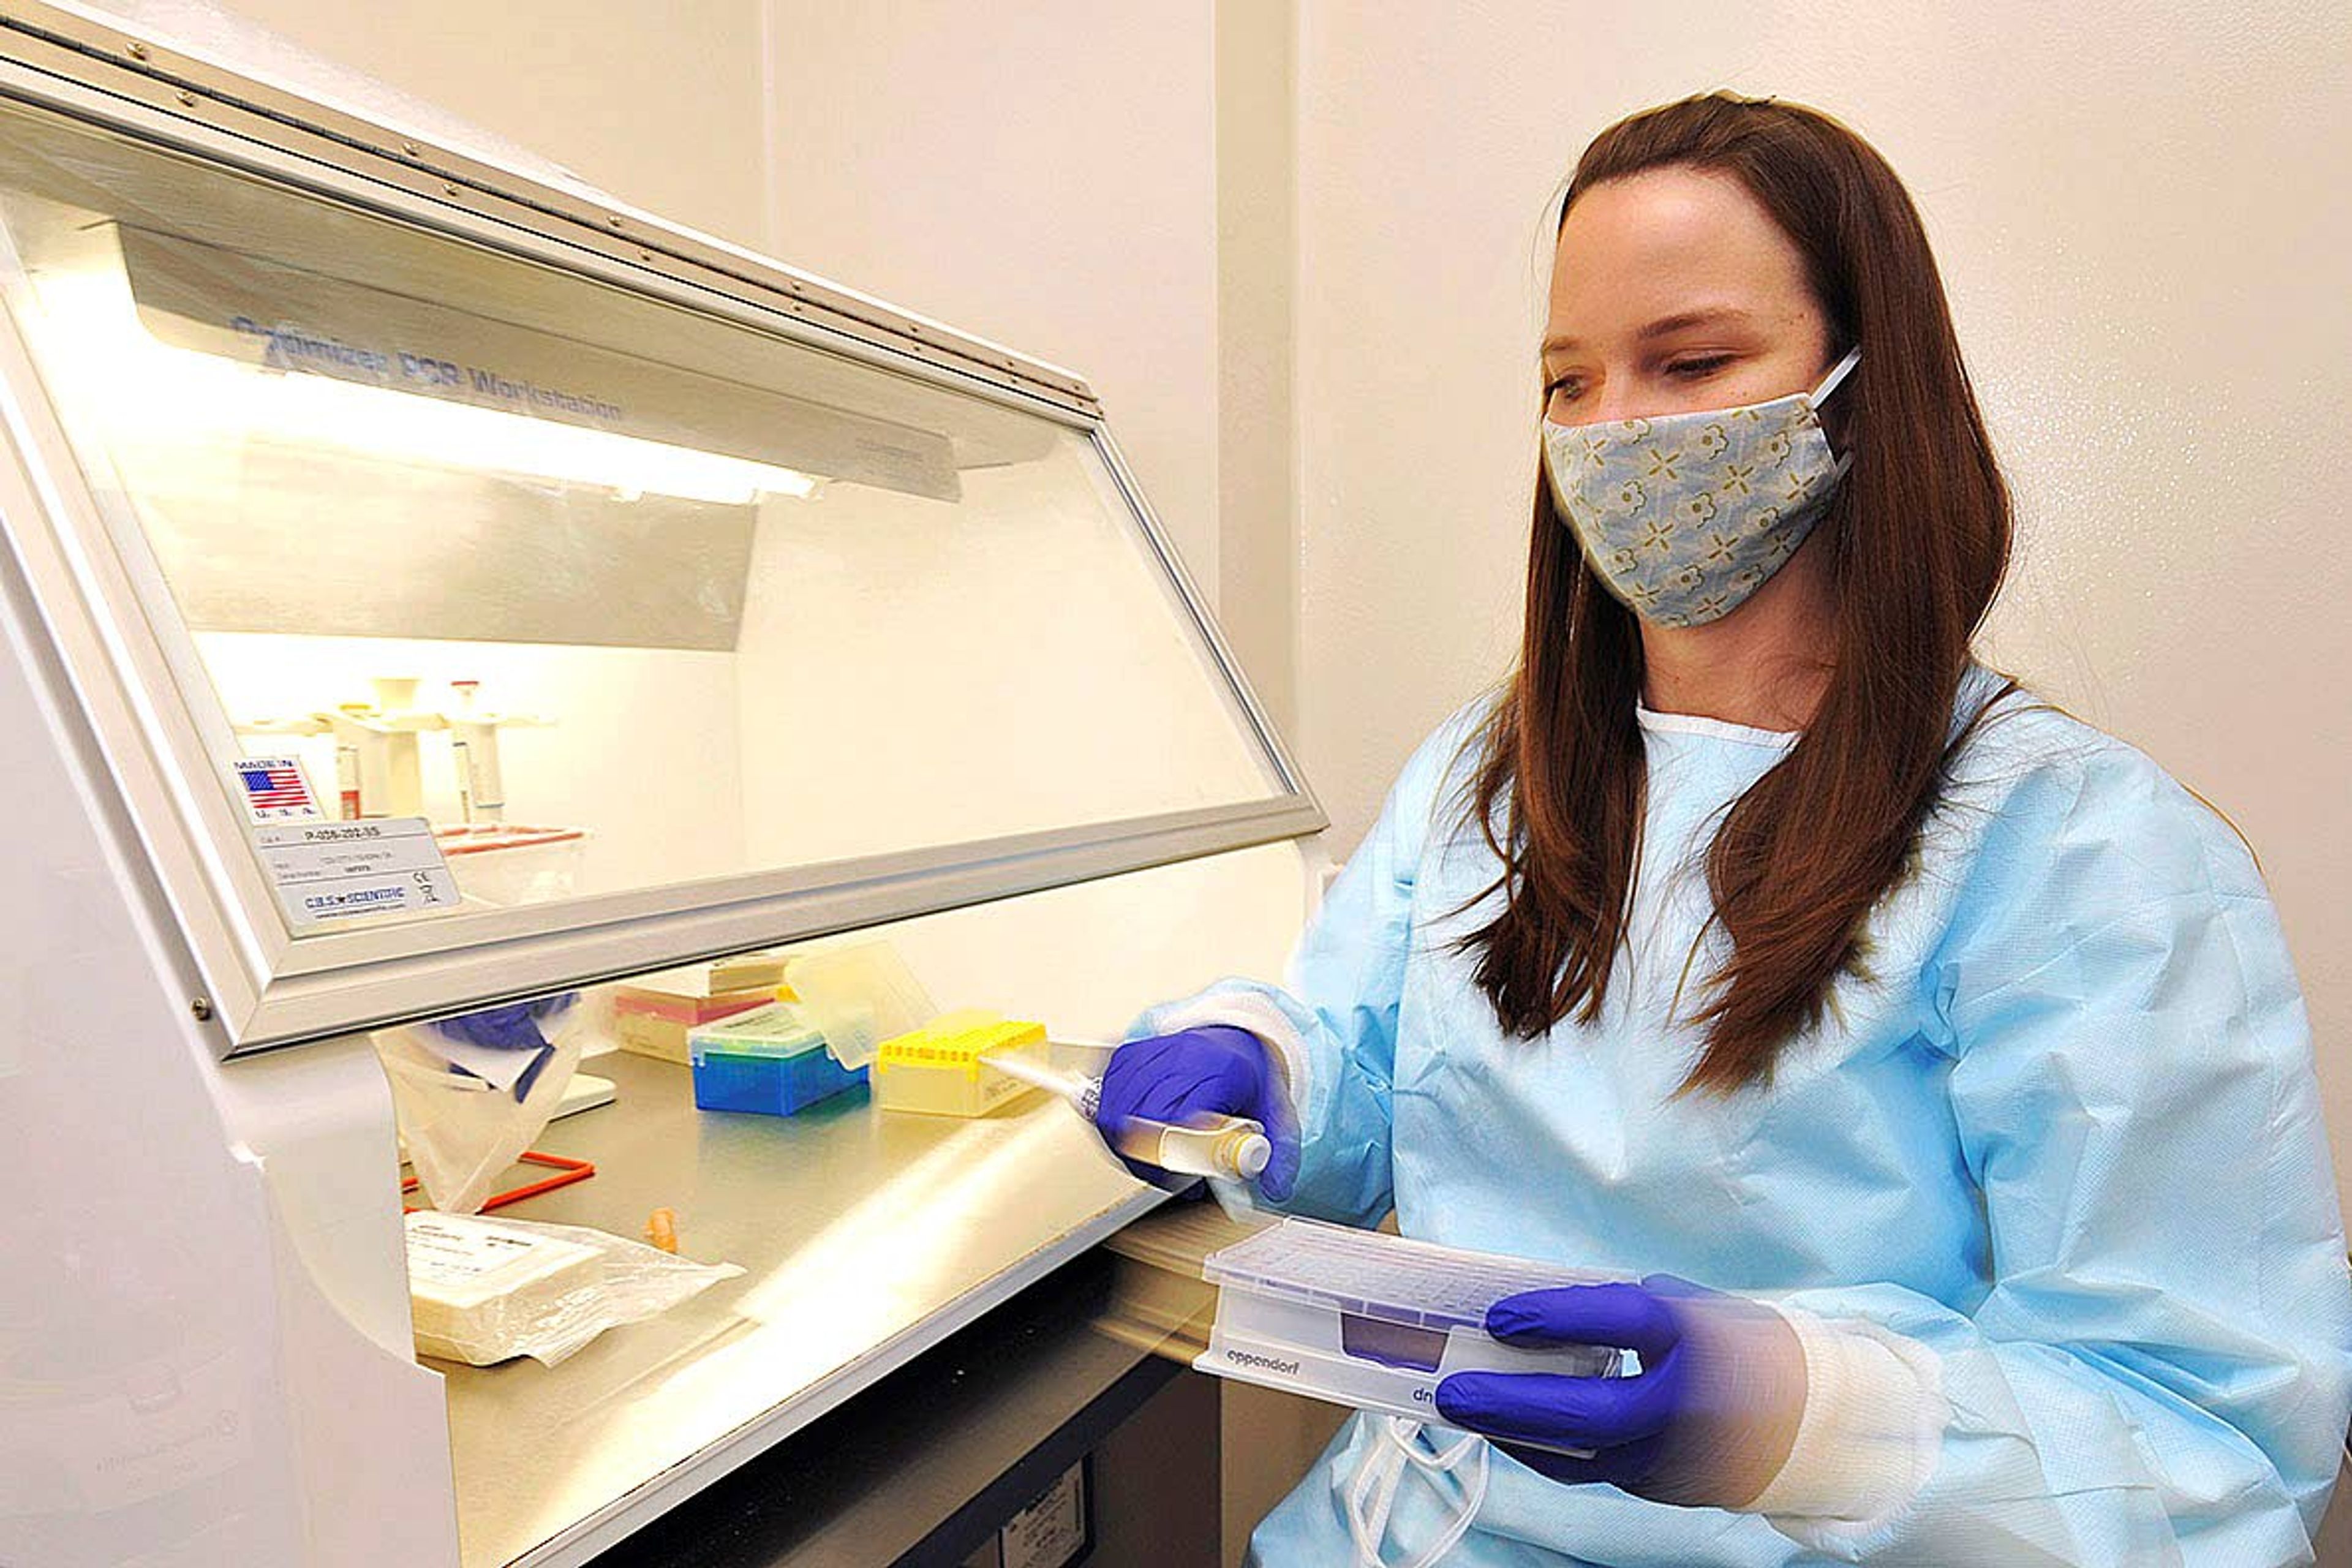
[435,1047,1160,1568]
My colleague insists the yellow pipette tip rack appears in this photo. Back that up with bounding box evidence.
[873,1009,1048,1117]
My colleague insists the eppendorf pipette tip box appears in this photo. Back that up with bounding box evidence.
[1198,1218,1624,1427]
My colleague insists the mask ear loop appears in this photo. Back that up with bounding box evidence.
[1406,1433,1488,1568]
[1809,345,1863,478]
[1347,1418,1492,1568]
[1809,345,1861,407]
[1347,1422,1411,1567]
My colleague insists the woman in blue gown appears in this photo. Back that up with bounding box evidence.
[1098,92,2352,1566]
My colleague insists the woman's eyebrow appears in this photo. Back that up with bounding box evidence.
[1637,306,1755,340]
[1542,305,1757,358]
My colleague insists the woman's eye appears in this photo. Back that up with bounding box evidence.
[1665,355,1734,379]
[1545,377,1585,405]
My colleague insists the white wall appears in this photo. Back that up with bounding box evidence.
[745,1,1308,735]
[752,2,1226,614]
[182,0,771,251]
[1289,1,2352,1207]
[1212,0,1299,733]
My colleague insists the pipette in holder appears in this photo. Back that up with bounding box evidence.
[985,1051,1273,1183]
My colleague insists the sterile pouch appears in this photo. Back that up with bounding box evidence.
[376,993,585,1213]
[404,1211,743,1366]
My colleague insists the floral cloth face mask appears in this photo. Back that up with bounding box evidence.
[1541,348,1860,627]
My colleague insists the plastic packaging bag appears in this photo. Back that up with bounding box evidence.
[376,993,584,1213]
[405,1210,742,1366]
[435,824,589,908]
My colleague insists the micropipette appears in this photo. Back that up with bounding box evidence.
[985,1050,1273,1183]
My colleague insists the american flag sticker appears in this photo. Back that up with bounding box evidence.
[232,756,323,822]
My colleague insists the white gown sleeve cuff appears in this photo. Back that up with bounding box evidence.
[1749,1308,1947,1532]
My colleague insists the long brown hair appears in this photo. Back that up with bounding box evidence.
[1461,92,2012,1091]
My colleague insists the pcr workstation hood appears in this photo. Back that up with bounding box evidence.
[0,7,1324,1564]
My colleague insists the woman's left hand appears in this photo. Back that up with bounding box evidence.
[1434,1276,1809,1511]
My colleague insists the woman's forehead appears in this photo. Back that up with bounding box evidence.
[1548,168,1814,342]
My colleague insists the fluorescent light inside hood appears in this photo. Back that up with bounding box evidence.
[29,265,820,506]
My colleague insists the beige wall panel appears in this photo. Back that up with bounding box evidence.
[203,0,770,247]
[756,1,1224,604]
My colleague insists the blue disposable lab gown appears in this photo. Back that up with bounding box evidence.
[1141,669,2352,1566]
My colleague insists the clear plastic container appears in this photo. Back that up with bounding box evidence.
[434,823,588,907]
[1199,1219,1624,1435]
[780,941,938,1071]
[687,1002,867,1117]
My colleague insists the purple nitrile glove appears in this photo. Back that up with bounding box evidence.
[429,993,575,1102]
[1434,1275,1808,1511]
[1093,1025,1298,1199]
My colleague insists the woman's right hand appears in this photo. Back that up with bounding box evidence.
[1094,1025,1296,1197]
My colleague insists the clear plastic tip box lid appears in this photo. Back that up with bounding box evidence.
[1199,1219,1626,1436]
